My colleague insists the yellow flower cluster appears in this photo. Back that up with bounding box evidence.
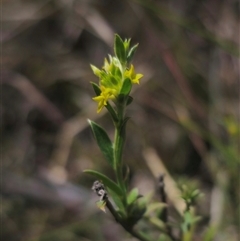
[91,59,143,113]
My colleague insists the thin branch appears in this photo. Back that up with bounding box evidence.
[158,174,177,241]
[158,174,167,221]
[106,200,153,241]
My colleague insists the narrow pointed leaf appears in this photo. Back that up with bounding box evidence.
[114,34,126,64]
[126,96,133,105]
[105,104,118,123]
[150,217,167,231]
[127,44,139,64]
[123,164,130,183]
[127,188,139,205]
[90,64,101,77]
[88,120,113,167]
[91,82,101,96]
[120,78,132,96]
[108,188,126,214]
[145,202,167,216]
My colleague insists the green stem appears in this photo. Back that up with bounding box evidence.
[114,133,126,192]
[114,128,124,185]
[113,101,127,201]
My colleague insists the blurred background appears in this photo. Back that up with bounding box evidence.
[2,0,239,240]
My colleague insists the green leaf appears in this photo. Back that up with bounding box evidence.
[137,196,148,209]
[91,82,101,96]
[107,188,126,216]
[120,78,132,96]
[114,34,126,64]
[88,120,113,167]
[126,96,133,105]
[117,94,125,104]
[84,169,123,197]
[90,64,101,77]
[127,44,139,64]
[128,203,147,226]
[105,104,118,123]
[150,217,167,231]
[123,38,131,53]
[112,65,122,81]
[191,189,200,199]
[181,211,200,233]
[127,188,139,205]
[145,203,167,216]
[123,164,130,183]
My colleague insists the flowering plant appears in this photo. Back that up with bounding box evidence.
[84,34,151,240]
[84,35,203,241]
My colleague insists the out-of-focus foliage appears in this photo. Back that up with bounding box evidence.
[2,0,239,241]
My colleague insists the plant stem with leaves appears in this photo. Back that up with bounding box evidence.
[84,34,152,240]
[84,34,204,241]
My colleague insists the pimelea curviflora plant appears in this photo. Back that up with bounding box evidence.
[84,35,203,241]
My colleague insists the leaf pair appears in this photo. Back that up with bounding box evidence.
[114,34,139,65]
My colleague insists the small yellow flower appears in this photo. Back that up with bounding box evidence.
[124,64,143,84]
[92,86,117,113]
